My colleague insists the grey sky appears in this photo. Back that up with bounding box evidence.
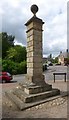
[0,0,68,57]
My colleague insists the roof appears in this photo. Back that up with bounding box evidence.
[59,51,69,58]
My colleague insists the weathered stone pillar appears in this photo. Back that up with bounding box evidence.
[25,5,45,85]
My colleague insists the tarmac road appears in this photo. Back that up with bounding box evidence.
[12,65,67,83]
[44,65,67,81]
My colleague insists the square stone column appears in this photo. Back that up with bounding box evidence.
[25,16,46,85]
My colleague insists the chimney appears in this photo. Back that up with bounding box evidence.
[60,51,62,54]
[66,49,68,53]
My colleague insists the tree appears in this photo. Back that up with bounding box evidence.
[2,59,27,74]
[0,32,15,59]
[0,33,2,58]
[6,45,27,63]
[0,58,2,71]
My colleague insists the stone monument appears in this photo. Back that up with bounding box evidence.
[25,5,49,86]
[6,5,60,110]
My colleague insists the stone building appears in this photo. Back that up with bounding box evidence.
[58,49,69,65]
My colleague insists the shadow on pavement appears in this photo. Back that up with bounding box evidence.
[0,80,17,84]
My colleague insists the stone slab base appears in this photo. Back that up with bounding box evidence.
[5,79,60,110]
[13,87,60,103]
[5,89,60,110]
[19,82,52,94]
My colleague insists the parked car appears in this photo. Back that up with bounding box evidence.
[48,63,53,66]
[43,64,47,71]
[0,72,13,83]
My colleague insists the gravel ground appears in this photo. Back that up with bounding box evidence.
[2,94,68,118]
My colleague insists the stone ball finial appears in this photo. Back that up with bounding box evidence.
[31,4,39,16]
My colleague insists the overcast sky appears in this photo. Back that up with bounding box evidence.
[0,0,68,57]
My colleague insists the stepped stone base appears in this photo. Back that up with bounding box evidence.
[19,81,52,95]
[5,79,60,110]
[5,90,61,110]
[13,87,60,103]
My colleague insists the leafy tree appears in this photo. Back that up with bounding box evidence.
[64,57,69,65]
[0,33,2,58]
[6,45,27,63]
[2,59,27,74]
[54,57,58,63]
[6,47,17,61]
[0,58,2,71]
[14,45,26,62]
[0,32,15,59]
[51,57,58,63]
